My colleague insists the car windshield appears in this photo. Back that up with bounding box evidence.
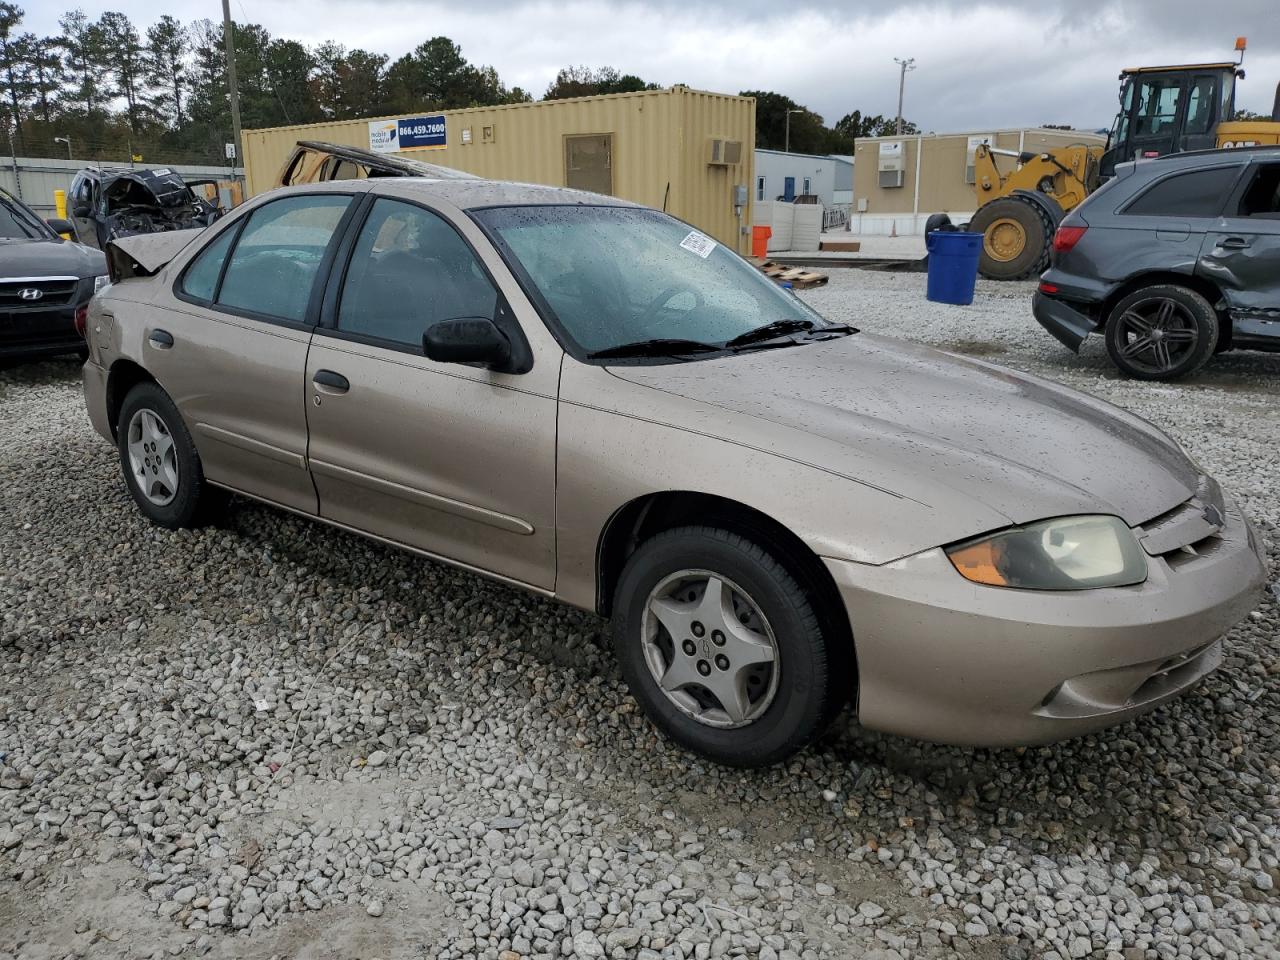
[0,191,51,240]
[472,204,834,358]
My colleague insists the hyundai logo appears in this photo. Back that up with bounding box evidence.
[18,287,42,301]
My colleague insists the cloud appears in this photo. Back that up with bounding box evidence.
[25,0,1280,129]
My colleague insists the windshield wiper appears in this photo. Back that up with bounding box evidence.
[724,318,816,349]
[586,338,721,360]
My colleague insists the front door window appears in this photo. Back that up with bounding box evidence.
[337,198,500,348]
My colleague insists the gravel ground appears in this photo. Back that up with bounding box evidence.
[1,272,1278,960]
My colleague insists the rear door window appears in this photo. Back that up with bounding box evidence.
[1122,166,1239,218]
[216,194,352,323]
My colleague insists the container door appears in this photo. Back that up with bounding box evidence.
[565,135,614,197]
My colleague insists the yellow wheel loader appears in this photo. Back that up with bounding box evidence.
[940,40,1280,280]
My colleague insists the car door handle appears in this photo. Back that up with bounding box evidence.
[313,369,350,394]
[1218,237,1251,250]
[148,329,174,349]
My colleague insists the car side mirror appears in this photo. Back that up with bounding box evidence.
[73,202,92,217]
[423,317,512,369]
[45,217,74,235]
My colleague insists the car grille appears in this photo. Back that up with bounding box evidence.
[1136,476,1227,567]
[0,277,80,308]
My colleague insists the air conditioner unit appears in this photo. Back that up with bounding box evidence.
[965,135,995,184]
[708,138,743,165]
[877,141,905,189]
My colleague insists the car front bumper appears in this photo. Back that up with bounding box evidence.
[1032,290,1099,353]
[824,500,1266,747]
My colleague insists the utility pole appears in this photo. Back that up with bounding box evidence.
[54,135,73,160]
[784,108,803,153]
[222,0,243,178]
[893,57,916,136]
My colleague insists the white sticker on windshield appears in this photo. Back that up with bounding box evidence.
[679,230,717,259]
[153,168,172,176]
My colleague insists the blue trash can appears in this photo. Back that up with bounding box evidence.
[925,231,982,306]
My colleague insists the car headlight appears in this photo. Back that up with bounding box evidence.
[93,275,110,293]
[946,515,1148,590]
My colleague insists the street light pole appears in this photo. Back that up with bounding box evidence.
[54,135,72,160]
[221,0,243,178]
[784,108,803,153]
[893,57,916,136]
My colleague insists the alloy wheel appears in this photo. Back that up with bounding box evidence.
[1114,297,1200,375]
[126,408,179,506]
[641,569,779,729]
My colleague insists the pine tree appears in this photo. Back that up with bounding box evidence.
[145,15,187,128]
[57,9,105,116]
[97,12,149,133]
[0,3,26,134]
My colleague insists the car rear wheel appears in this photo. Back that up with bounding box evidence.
[612,526,845,767]
[1104,284,1218,380]
[117,382,225,528]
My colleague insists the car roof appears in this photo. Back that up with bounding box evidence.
[1136,145,1280,170]
[370,177,639,211]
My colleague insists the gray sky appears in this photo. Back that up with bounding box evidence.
[26,0,1280,131]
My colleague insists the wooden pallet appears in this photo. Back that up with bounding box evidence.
[755,260,829,289]
[819,239,861,253]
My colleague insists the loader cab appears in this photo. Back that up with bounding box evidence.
[1100,64,1240,179]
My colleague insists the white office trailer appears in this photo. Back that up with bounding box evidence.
[751,149,855,249]
[752,149,845,206]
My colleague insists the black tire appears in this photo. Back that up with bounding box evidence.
[612,526,846,768]
[924,212,954,235]
[116,381,225,528]
[969,195,1054,280]
[1104,284,1219,381]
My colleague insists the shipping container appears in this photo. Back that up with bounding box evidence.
[240,87,756,254]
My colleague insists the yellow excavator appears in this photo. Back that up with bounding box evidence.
[945,38,1280,280]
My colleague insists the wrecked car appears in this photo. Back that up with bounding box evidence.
[277,140,479,189]
[68,167,222,250]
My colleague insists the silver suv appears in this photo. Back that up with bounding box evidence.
[1034,146,1280,379]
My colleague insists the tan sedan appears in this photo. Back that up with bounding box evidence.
[83,178,1266,766]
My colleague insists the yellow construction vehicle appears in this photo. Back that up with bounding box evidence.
[950,38,1280,280]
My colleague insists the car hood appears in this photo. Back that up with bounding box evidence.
[0,237,106,279]
[606,333,1198,529]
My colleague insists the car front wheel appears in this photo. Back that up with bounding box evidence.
[116,381,224,528]
[612,526,846,767]
[1104,284,1219,380]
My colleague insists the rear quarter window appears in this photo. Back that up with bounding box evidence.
[1122,165,1240,218]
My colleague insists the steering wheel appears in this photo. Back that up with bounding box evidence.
[638,284,704,327]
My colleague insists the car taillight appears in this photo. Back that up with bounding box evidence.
[1052,225,1087,254]
[74,304,89,338]
[1038,282,1060,295]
